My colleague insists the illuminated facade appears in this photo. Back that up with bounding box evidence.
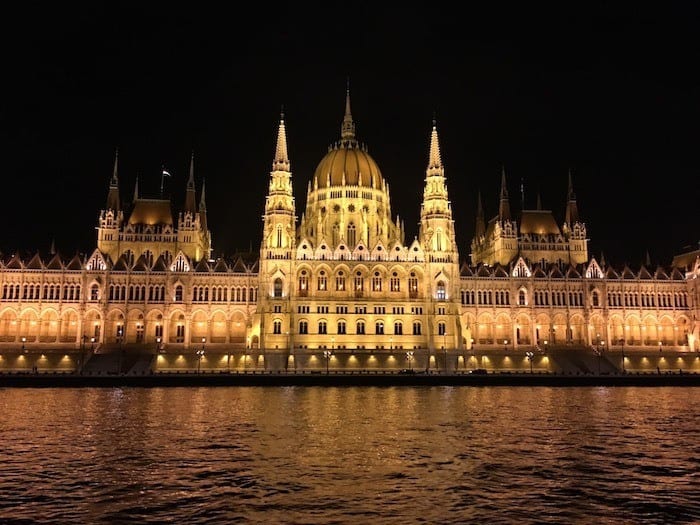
[0,88,698,372]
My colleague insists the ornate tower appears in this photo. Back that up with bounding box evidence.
[562,170,588,264]
[418,118,463,351]
[257,111,297,349]
[96,149,124,257]
[176,152,209,262]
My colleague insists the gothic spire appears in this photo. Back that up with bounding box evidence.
[106,148,120,211]
[199,178,208,233]
[499,165,511,221]
[475,190,485,238]
[184,150,197,213]
[133,176,139,202]
[272,107,290,172]
[565,168,580,224]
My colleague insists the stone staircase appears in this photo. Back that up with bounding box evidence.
[546,347,620,374]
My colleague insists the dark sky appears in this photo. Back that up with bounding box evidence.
[2,4,698,266]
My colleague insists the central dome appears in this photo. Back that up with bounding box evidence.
[311,85,385,191]
[312,142,384,189]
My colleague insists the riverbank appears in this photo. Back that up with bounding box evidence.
[1,370,699,387]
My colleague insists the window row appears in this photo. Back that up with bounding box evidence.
[2,283,82,301]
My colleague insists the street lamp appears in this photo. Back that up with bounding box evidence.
[470,338,477,370]
[406,350,414,371]
[543,340,548,354]
[594,337,604,375]
[80,334,86,373]
[504,339,508,352]
[323,350,332,374]
[658,341,662,353]
[526,351,534,373]
[196,348,205,373]
[21,336,26,352]
[619,337,625,373]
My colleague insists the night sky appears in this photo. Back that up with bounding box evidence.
[2,4,698,266]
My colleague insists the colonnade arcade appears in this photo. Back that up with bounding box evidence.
[461,312,693,350]
[0,307,254,349]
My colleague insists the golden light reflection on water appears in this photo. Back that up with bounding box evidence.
[0,386,698,524]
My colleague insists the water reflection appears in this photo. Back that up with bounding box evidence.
[0,387,698,524]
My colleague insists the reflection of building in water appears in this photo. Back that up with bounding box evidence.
[0,86,698,371]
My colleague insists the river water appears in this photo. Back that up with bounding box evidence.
[0,386,698,524]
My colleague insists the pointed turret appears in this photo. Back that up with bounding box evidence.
[184,151,197,213]
[272,107,290,172]
[536,191,542,211]
[498,165,511,221]
[199,178,208,233]
[133,176,139,202]
[261,109,296,251]
[106,148,120,211]
[475,190,485,238]
[565,168,580,224]
[419,116,457,257]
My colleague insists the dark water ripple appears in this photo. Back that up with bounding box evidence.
[0,386,698,524]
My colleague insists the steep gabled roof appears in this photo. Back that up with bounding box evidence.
[459,262,474,277]
[132,255,150,272]
[194,259,211,272]
[26,252,44,270]
[112,255,130,271]
[46,253,65,270]
[151,256,168,272]
[654,267,669,280]
[65,253,84,270]
[213,258,229,272]
[638,266,653,279]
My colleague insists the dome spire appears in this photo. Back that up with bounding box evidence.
[272,106,290,172]
[341,77,356,143]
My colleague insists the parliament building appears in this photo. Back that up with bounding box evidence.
[1,89,698,374]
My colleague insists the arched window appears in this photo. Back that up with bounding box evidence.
[332,223,340,246]
[298,270,308,294]
[273,319,282,334]
[273,278,283,298]
[318,320,327,334]
[90,284,99,301]
[174,285,183,302]
[318,271,327,291]
[438,322,446,336]
[394,321,403,335]
[356,320,365,335]
[390,272,400,292]
[372,272,382,292]
[299,320,308,334]
[375,321,384,335]
[347,223,356,246]
[336,271,345,291]
[436,281,446,300]
[337,320,346,334]
[276,225,283,248]
[412,321,421,335]
[519,290,526,306]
